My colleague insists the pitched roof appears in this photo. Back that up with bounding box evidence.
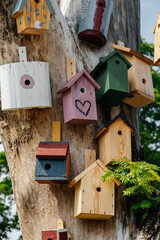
[94,114,134,139]
[111,44,153,65]
[153,12,160,34]
[12,0,55,18]
[68,159,121,188]
[90,50,132,77]
[36,142,69,159]
[57,69,101,95]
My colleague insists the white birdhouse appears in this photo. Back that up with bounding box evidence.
[0,47,52,110]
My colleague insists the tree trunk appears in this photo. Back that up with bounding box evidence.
[0,0,147,239]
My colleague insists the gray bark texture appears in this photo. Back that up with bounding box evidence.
[0,0,155,239]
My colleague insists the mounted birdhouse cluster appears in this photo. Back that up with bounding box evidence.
[12,0,55,35]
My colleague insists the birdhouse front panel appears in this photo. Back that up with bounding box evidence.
[0,61,52,110]
[35,142,70,184]
[57,70,100,125]
[42,229,68,240]
[78,0,113,46]
[13,0,54,35]
[111,44,155,108]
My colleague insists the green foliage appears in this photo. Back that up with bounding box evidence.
[140,38,160,166]
[0,151,20,239]
[102,158,160,220]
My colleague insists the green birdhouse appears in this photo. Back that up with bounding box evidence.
[90,50,132,106]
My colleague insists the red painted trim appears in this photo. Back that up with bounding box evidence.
[93,0,106,32]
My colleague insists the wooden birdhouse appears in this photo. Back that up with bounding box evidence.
[94,114,134,166]
[12,0,55,35]
[153,12,160,65]
[0,47,52,110]
[35,142,70,184]
[57,70,101,125]
[78,0,113,46]
[42,229,68,240]
[90,50,131,106]
[69,160,120,220]
[111,44,155,108]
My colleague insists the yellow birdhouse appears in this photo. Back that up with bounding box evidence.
[94,114,134,166]
[12,0,55,35]
[68,160,120,220]
[111,44,155,108]
[153,12,160,65]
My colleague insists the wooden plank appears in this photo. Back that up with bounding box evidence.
[36,143,68,158]
[52,121,61,142]
[153,13,160,65]
[18,47,27,62]
[57,219,64,229]
[66,57,76,81]
[111,43,153,65]
[84,149,96,169]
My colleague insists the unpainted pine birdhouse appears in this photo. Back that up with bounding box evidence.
[153,12,160,65]
[0,47,52,110]
[90,50,131,106]
[95,114,134,166]
[12,0,55,35]
[78,0,113,46]
[35,142,70,184]
[42,229,68,240]
[57,70,101,125]
[69,160,120,220]
[111,44,155,108]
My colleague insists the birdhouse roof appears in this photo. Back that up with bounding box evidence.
[57,69,101,95]
[111,44,153,65]
[36,142,69,159]
[90,50,132,77]
[153,12,160,34]
[12,0,55,18]
[94,114,134,139]
[68,159,121,188]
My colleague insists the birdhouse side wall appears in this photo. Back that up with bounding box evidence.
[62,88,75,124]
[0,62,52,110]
[74,165,114,219]
[71,77,98,121]
[74,181,82,217]
[154,15,160,64]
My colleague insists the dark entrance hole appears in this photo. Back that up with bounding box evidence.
[45,163,51,170]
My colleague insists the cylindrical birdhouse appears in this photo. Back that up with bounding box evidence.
[78,0,113,46]
[0,47,52,110]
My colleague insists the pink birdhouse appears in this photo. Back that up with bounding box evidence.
[57,70,100,125]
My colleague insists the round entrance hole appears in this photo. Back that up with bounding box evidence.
[118,130,122,135]
[115,60,120,64]
[48,239,53,240]
[34,0,39,3]
[98,2,104,7]
[96,187,101,192]
[142,78,146,85]
[45,163,51,170]
[25,79,31,86]
[80,87,86,93]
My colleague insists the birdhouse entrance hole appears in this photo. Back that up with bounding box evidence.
[80,87,86,93]
[118,130,122,135]
[25,80,30,86]
[34,0,40,3]
[96,187,101,192]
[98,2,104,7]
[142,78,146,85]
[47,239,52,240]
[45,163,51,170]
[115,60,120,64]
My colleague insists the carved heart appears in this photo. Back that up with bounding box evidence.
[75,100,91,117]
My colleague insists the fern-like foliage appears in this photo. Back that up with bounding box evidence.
[102,158,160,220]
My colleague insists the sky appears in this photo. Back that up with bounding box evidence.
[140,0,160,43]
[4,1,160,240]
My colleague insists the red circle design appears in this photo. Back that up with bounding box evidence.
[20,74,35,89]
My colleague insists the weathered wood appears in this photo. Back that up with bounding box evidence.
[66,57,76,81]
[52,121,61,142]
[84,149,96,169]
[0,0,147,239]
[111,44,155,108]
[57,219,64,229]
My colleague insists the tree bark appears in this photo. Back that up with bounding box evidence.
[0,0,144,239]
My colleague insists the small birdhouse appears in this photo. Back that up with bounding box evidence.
[94,114,134,166]
[90,50,131,106]
[35,142,70,184]
[111,44,155,108]
[69,160,120,220]
[12,0,55,35]
[42,229,68,240]
[0,47,52,110]
[78,0,113,46]
[57,70,100,125]
[153,12,160,65]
